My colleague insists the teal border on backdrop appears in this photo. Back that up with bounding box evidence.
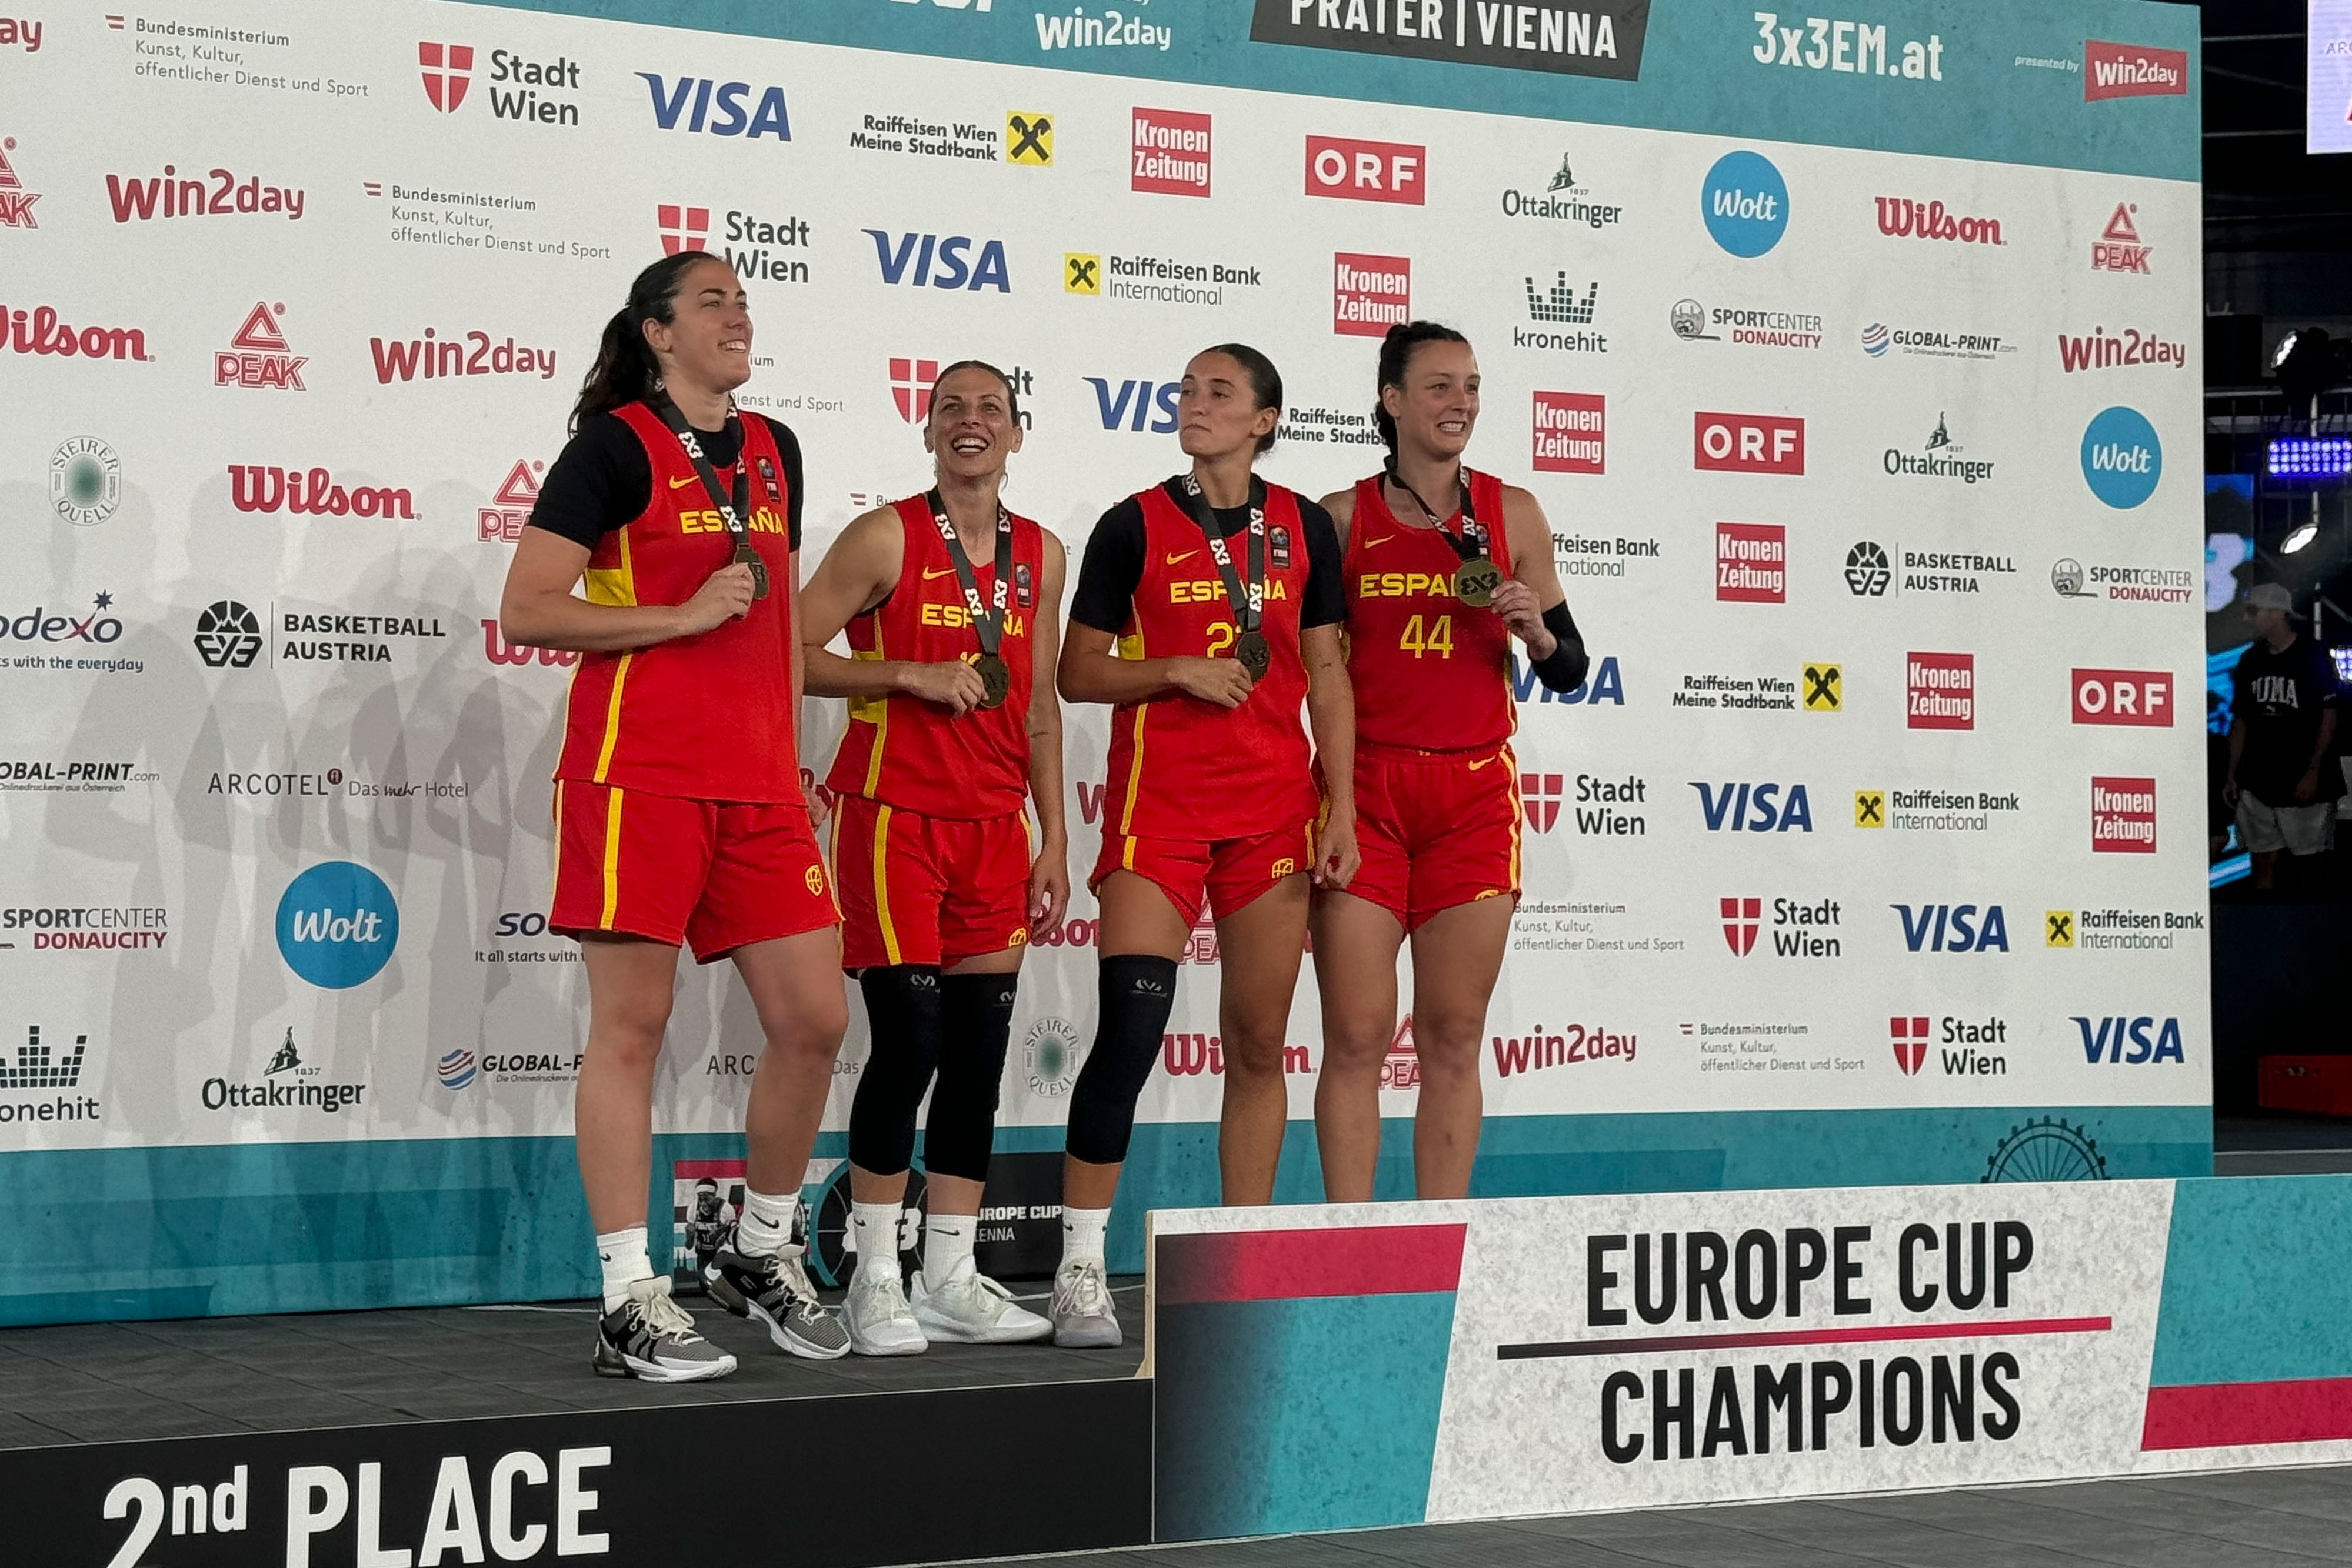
[481,0,2197,179]
[2151,1176,2352,1389]
[0,1106,2208,1325]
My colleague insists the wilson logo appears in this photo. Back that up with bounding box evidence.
[481,620,578,668]
[229,466,415,520]
[6,303,148,362]
[1873,197,2002,245]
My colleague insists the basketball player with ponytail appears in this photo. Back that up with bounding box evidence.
[500,252,849,1381]
[798,361,1065,1354]
[1312,321,1587,1202]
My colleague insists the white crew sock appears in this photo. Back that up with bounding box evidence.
[924,1212,977,1283]
[1060,1206,1110,1269]
[736,1187,797,1259]
[594,1225,653,1312]
[851,1201,902,1280]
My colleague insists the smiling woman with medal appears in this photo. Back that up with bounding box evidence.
[1311,321,1588,1205]
[498,251,851,1383]
[1047,343,1360,1349]
[799,361,1068,1355]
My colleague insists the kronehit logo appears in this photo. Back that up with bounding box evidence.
[1700,149,1787,257]
[274,861,399,989]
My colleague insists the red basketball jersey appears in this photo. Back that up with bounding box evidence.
[1100,481,1318,841]
[1344,469,1516,755]
[826,495,1045,820]
[555,402,798,802]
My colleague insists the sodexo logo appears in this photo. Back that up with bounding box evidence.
[1700,150,1787,258]
[274,862,399,989]
[2080,406,2161,509]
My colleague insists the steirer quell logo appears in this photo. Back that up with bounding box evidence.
[274,861,399,988]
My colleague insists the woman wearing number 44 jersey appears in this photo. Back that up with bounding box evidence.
[798,361,1070,1355]
[1313,321,1588,1202]
[1050,343,1361,1347]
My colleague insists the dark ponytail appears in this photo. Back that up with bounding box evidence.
[1200,342,1283,453]
[571,252,718,432]
[1374,320,1472,455]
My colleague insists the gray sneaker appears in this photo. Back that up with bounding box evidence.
[1049,1258,1122,1349]
[912,1256,1054,1344]
[705,1232,851,1360]
[846,1266,928,1356]
[592,1277,738,1382]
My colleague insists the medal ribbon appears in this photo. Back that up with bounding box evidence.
[652,393,765,596]
[923,489,1014,660]
[1174,473,1268,635]
[1387,462,1489,565]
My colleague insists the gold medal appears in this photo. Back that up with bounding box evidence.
[1234,630,1271,680]
[974,652,1012,710]
[1454,558,1502,609]
[734,542,771,600]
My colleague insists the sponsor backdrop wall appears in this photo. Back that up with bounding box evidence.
[0,0,2205,1321]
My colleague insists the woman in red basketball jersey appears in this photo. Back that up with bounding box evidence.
[499,252,849,1383]
[1048,343,1360,1347]
[1312,321,1587,1202]
[798,361,1066,1355]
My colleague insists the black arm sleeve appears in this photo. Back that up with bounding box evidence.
[1531,600,1590,693]
[751,415,806,550]
[1068,499,1147,635]
[1297,498,1346,630]
[526,415,652,551]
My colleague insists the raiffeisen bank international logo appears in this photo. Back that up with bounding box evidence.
[1700,150,1786,257]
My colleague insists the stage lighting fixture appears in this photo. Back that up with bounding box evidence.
[2281,522,2319,554]
[2271,326,2352,406]
[2267,436,2352,479]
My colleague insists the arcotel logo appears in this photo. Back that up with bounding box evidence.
[1333,253,1409,336]
[1873,197,2002,245]
[418,42,472,112]
[1693,411,1803,474]
[6,303,149,362]
[229,466,415,520]
[2091,203,2151,272]
[1132,107,1210,195]
[2073,669,2171,727]
[1715,523,1785,603]
[1532,392,1604,474]
[479,459,543,542]
[1304,135,1422,204]
[216,302,304,390]
[2091,776,2156,853]
[639,74,790,139]
[2084,40,2188,100]
[1906,652,1974,730]
[1,136,42,229]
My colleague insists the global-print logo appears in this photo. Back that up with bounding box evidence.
[1305,135,1422,204]
[1890,1016,1929,1075]
[1521,773,1564,832]
[193,600,263,669]
[229,464,415,521]
[478,459,543,542]
[1861,322,1890,357]
[2081,406,2160,508]
[1,136,42,229]
[2090,776,2156,853]
[216,302,305,391]
[1715,523,1785,603]
[49,438,120,527]
[1700,149,1787,257]
[865,230,1010,292]
[437,1048,477,1089]
[1906,651,1974,730]
[890,356,939,423]
[1132,107,1210,195]
[418,42,472,112]
[2091,203,2151,272]
[274,861,399,989]
[641,75,791,140]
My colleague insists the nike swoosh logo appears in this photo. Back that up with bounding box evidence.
[1468,756,1497,771]
[668,473,701,489]
[1363,535,1395,548]
[922,565,957,581]
[1165,549,1200,566]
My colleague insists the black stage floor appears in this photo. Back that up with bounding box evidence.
[0,1280,1144,1447]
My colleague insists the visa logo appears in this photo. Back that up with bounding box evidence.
[1086,376,1179,433]
[1510,652,1623,706]
[1893,903,2010,953]
[1690,782,1812,832]
[2071,1015,2185,1065]
[638,74,791,140]
[864,231,1011,292]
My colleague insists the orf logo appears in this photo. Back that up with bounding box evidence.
[1304,135,1424,205]
[890,357,938,423]
[1520,772,1563,832]
[419,42,474,113]
[2081,405,2161,509]
[1890,1016,1929,1076]
[1694,412,1803,474]
[1720,896,1760,956]
[275,861,399,989]
[657,203,709,255]
[2073,669,2172,727]
[1700,149,1788,258]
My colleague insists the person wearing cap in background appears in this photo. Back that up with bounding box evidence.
[2225,582,2344,890]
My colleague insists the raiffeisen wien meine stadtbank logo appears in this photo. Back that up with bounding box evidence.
[2080,405,2161,509]
[1701,151,1787,258]
[275,861,399,988]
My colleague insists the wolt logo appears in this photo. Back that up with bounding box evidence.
[1520,773,1563,832]
[657,204,709,255]
[419,42,474,113]
[1890,1016,1929,1076]
[890,357,939,423]
[1720,897,1760,956]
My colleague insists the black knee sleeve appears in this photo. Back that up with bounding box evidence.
[1064,955,1179,1166]
[922,972,1021,1182]
[847,965,942,1176]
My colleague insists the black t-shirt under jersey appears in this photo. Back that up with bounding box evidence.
[1068,479,1346,636]
[527,409,805,552]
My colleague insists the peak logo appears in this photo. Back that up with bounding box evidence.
[2090,776,2156,853]
[2073,1015,2186,1065]
[1873,197,2002,245]
[657,203,709,255]
[1520,773,1563,832]
[230,465,415,520]
[1088,376,1180,434]
[7,302,150,363]
[640,74,789,140]
[1906,652,1974,730]
[1694,411,1803,474]
[1715,523,1785,603]
[1511,652,1623,706]
[216,302,304,390]
[106,164,303,223]
[1690,782,1812,832]
[1305,135,1422,204]
[418,42,472,112]
[2091,203,2151,272]
[2080,406,2161,509]
[0,136,41,229]
[2072,669,2171,726]
[1532,391,1604,473]
[479,459,544,542]
[865,230,1009,292]
[1700,149,1787,257]
[1893,903,2010,953]
[1334,252,1409,336]
[369,327,557,384]
[2083,41,2187,100]
[1132,108,1210,195]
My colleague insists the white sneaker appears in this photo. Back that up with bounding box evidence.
[844,1266,927,1356]
[1049,1258,1122,1349]
[910,1257,1054,1344]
